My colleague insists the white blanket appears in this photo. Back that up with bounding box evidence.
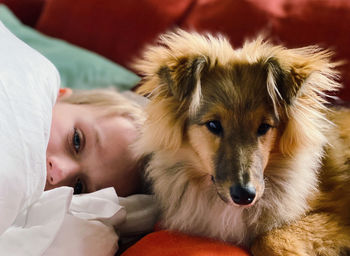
[0,187,125,256]
[0,21,129,255]
[0,21,59,236]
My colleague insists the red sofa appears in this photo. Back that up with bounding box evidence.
[1,1,350,255]
[2,0,350,103]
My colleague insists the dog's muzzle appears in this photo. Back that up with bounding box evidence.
[229,183,256,205]
[211,176,257,206]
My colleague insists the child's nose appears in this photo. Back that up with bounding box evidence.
[46,157,79,185]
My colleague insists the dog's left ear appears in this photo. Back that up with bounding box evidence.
[157,55,208,104]
[264,47,336,106]
[265,57,310,105]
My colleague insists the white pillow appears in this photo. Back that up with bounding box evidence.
[0,21,59,235]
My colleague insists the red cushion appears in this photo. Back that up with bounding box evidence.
[36,0,194,68]
[183,0,350,101]
[0,0,45,26]
[121,230,250,256]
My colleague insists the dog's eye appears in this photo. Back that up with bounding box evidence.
[206,120,223,135]
[257,123,272,136]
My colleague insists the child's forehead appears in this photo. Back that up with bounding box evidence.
[56,102,117,117]
[55,99,143,131]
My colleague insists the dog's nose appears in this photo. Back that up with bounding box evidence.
[229,184,256,205]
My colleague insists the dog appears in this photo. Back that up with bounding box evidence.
[133,29,350,255]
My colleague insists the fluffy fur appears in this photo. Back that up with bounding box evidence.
[133,29,350,255]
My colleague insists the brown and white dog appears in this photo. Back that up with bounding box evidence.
[133,29,350,255]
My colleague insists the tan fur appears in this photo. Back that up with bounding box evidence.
[133,29,350,255]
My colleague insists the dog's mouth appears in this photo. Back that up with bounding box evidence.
[211,175,229,203]
[211,175,258,208]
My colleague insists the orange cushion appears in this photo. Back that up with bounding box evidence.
[121,230,250,256]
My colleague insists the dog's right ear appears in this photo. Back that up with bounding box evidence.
[154,56,209,117]
[157,56,208,104]
[134,55,210,152]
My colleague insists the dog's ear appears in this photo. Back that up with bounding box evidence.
[157,56,208,103]
[264,47,337,106]
[265,58,298,105]
[134,55,210,152]
[265,57,309,106]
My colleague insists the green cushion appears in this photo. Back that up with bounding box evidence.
[0,4,140,90]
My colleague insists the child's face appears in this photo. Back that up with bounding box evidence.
[45,101,141,197]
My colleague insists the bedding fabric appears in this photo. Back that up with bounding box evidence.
[0,20,59,236]
[0,22,130,255]
[0,187,126,256]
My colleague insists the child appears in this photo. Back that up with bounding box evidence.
[46,88,148,197]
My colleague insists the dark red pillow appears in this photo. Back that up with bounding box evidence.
[0,0,45,26]
[183,0,350,102]
[36,0,194,68]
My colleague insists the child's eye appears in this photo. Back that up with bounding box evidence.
[72,128,81,153]
[73,178,85,194]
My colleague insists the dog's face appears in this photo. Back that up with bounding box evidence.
[184,62,280,206]
[136,30,339,208]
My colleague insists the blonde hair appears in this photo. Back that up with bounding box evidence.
[60,88,146,128]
